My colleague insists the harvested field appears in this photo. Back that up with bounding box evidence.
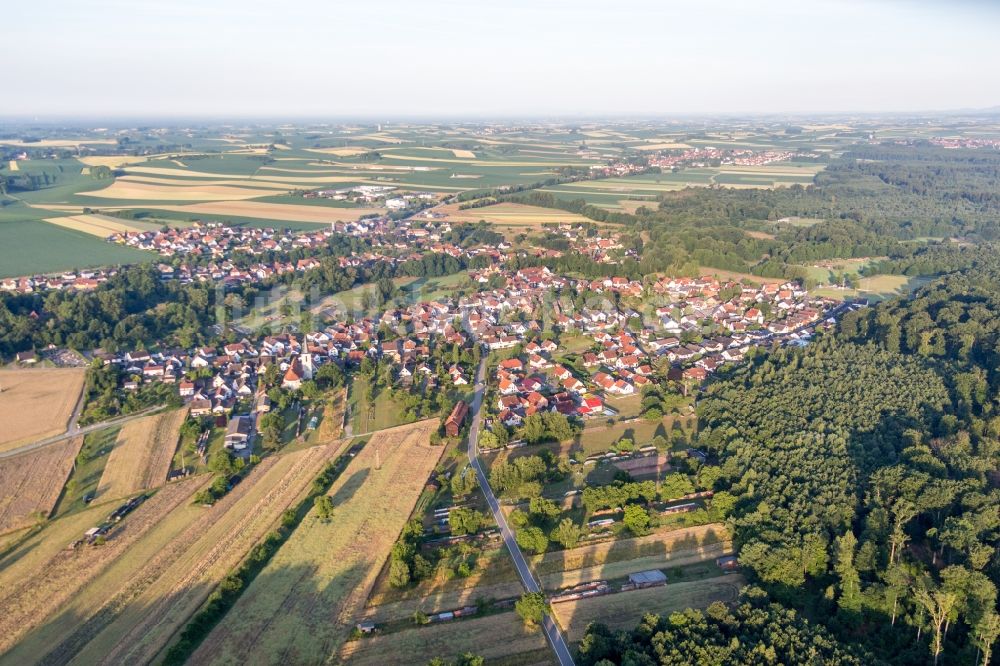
[71,442,345,666]
[382,154,593,167]
[537,539,730,591]
[338,611,549,665]
[438,202,593,228]
[0,436,83,534]
[0,503,110,593]
[361,578,525,624]
[305,147,371,156]
[0,139,117,147]
[363,525,728,623]
[635,142,692,150]
[0,476,205,656]
[78,156,149,168]
[79,180,285,201]
[0,368,85,453]
[103,200,386,224]
[122,166,261,179]
[115,174,296,190]
[353,133,404,144]
[120,171,365,186]
[451,149,477,158]
[555,575,745,641]
[43,214,146,238]
[697,266,785,284]
[192,420,443,666]
[1,477,213,666]
[8,160,17,171]
[96,408,187,501]
[532,524,729,580]
[618,199,658,214]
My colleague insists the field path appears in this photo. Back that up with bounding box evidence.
[0,404,165,461]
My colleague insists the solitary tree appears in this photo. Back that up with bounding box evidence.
[550,518,582,549]
[514,592,547,627]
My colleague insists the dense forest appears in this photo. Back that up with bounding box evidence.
[678,258,1000,666]
[593,256,1000,665]
[578,587,876,665]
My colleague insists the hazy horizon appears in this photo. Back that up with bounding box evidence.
[5,0,1000,118]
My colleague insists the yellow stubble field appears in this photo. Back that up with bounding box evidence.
[0,369,85,453]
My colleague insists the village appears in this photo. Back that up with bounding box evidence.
[81,256,844,465]
[0,215,504,295]
[647,147,815,168]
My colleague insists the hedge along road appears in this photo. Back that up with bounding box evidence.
[466,354,575,666]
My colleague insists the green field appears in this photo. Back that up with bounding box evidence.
[346,376,412,434]
[0,215,154,278]
[795,257,878,284]
[813,274,933,302]
[52,426,120,518]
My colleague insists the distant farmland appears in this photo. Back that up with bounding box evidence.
[0,135,604,276]
[540,162,825,209]
[0,217,154,279]
[438,202,593,228]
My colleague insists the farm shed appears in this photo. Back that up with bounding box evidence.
[628,569,667,588]
[716,555,739,571]
[445,400,469,437]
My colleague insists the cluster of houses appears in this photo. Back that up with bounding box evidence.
[1,268,116,294]
[648,147,805,169]
[494,351,609,427]
[587,160,650,177]
[109,218,474,261]
[525,226,636,266]
[928,137,1000,150]
[303,185,438,210]
[86,259,840,456]
[3,214,508,295]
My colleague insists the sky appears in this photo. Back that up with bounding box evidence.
[4,0,1000,119]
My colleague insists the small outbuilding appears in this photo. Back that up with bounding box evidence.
[628,569,667,588]
[445,400,469,437]
[716,555,739,571]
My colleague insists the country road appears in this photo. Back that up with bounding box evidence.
[466,355,576,666]
[0,404,166,460]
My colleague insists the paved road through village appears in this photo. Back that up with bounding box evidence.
[466,355,576,666]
